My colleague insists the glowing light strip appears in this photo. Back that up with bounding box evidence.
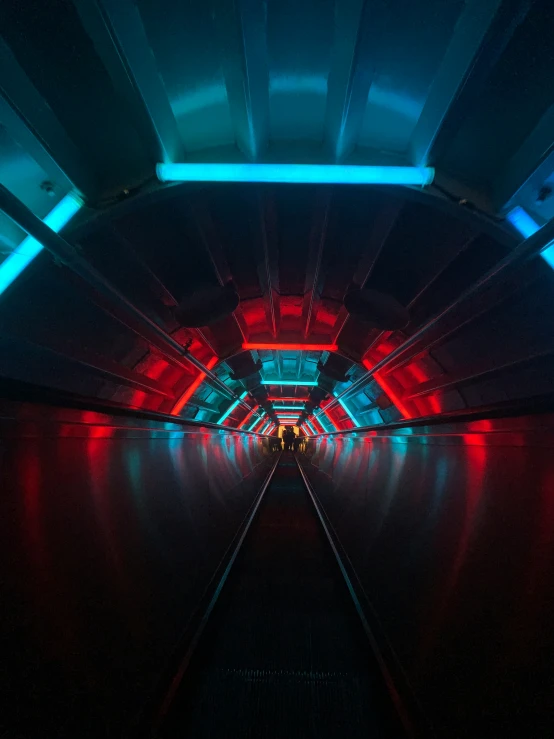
[217,390,248,424]
[506,206,554,269]
[362,359,410,419]
[171,356,219,415]
[273,405,307,410]
[335,395,360,427]
[248,413,266,432]
[260,421,272,434]
[237,405,259,429]
[157,163,435,186]
[506,206,540,239]
[0,192,82,296]
[261,379,318,386]
[310,415,326,433]
[321,405,339,430]
[242,342,338,352]
[315,414,332,432]
[268,397,309,401]
[306,420,317,435]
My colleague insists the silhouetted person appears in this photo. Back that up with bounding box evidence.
[292,435,302,453]
[283,428,296,451]
[272,437,282,452]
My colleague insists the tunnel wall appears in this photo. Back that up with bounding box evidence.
[298,416,554,738]
[0,400,274,737]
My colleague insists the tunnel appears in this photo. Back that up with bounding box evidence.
[1,1,554,737]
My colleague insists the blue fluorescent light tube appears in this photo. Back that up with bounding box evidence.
[262,379,318,386]
[506,206,554,270]
[260,421,272,434]
[0,192,82,296]
[218,391,248,424]
[335,395,361,427]
[157,163,434,186]
[506,206,540,239]
[306,421,317,435]
[272,405,306,410]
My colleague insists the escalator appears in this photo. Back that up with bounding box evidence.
[157,452,405,738]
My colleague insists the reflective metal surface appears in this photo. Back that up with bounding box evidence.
[298,415,554,738]
[0,405,273,736]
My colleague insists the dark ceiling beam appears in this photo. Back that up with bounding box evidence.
[108,224,218,356]
[0,36,96,197]
[494,103,554,212]
[257,193,281,337]
[302,194,330,338]
[0,184,262,415]
[333,199,402,343]
[402,348,554,401]
[192,204,249,342]
[313,211,554,420]
[325,0,386,161]
[73,0,184,164]
[0,330,174,398]
[214,0,269,161]
[410,0,532,168]
[108,226,179,309]
[361,232,477,359]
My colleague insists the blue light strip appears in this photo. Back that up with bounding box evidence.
[506,206,540,239]
[306,420,317,435]
[218,390,248,424]
[157,163,435,186]
[273,405,306,410]
[262,379,318,386]
[0,192,82,296]
[506,205,554,269]
[335,395,361,427]
[260,421,272,434]
[248,412,265,432]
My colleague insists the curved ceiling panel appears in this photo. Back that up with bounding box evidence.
[1,0,554,432]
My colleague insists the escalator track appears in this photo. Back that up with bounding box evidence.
[156,452,405,738]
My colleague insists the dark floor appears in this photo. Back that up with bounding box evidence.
[161,453,402,738]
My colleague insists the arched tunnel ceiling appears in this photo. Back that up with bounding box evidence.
[2,0,554,431]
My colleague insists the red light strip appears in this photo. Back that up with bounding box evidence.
[310,415,326,433]
[237,405,259,429]
[171,356,218,416]
[242,342,338,352]
[363,359,410,419]
[250,415,266,432]
[320,406,339,430]
[267,397,309,402]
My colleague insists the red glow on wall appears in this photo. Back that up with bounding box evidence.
[171,356,218,416]
[242,342,338,352]
[310,415,326,433]
[406,362,442,415]
[320,405,339,430]
[363,359,411,419]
